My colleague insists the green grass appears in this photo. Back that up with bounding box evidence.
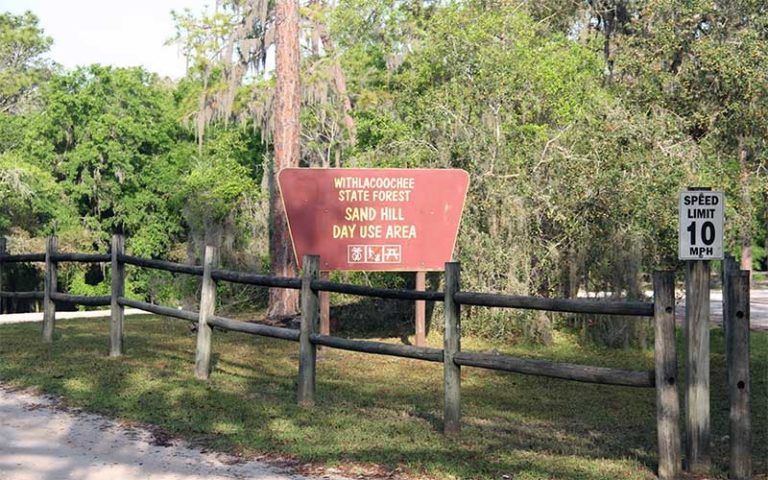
[0,317,765,479]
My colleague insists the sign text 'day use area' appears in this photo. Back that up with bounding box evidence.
[278,168,469,271]
[678,190,724,260]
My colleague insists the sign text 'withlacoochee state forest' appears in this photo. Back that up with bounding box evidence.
[278,168,470,271]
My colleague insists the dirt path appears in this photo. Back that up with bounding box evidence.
[0,387,344,480]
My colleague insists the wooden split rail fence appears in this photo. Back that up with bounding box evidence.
[0,235,753,479]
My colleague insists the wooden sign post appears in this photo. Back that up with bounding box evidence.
[726,270,751,480]
[415,271,426,346]
[684,259,711,473]
[678,188,724,474]
[320,272,330,335]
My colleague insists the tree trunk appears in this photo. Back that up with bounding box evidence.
[559,246,580,299]
[738,139,752,273]
[269,0,301,318]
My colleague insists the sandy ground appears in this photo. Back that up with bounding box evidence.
[0,387,345,480]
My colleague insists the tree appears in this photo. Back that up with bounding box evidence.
[23,65,186,247]
[177,124,262,249]
[338,0,700,344]
[172,0,300,317]
[172,0,360,317]
[0,11,54,156]
[611,0,768,272]
[0,150,67,235]
[0,11,53,114]
[18,65,191,296]
[269,0,302,317]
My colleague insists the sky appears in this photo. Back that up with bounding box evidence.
[3,0,210,79]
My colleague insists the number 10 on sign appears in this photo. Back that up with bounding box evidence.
[678,191,724,260]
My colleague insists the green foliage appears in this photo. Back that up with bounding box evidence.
[22,65,188,246]
[179,156,255,227]
[6,65,195,296]
[2,2,765,347]
[343,0,697,343]
[615,0,768,257]
[0,11,53,113]
[0,150,70,234]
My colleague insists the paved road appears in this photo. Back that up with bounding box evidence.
[0,387,345,480]
[675,289,768,331]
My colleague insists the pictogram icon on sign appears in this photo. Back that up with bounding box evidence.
[347,244,402,264]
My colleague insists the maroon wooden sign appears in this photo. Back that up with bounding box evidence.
[278,168,469,271]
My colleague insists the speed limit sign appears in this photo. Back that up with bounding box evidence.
[679,190,724,260]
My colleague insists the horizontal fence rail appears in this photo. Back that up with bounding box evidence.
[454,291,654,317]
[0,253,46,263]
[211,269,301,289]
[454,351,655,387]
[49,292,110,307]
[310,334,444,362]
[117,297,199,323]
[117,297,300,341]
[0,236,685,480]
[0,291,44,300]
[119,254,204,276]
[311,279,443,301]
[50,253,110,263]
[209,315,300,341]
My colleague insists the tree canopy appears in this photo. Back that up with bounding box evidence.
[0,0,765,344]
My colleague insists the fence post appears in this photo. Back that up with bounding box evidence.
[42,236,58,343]
[110,234,125,357]
[727,270,751,480]
[0,237,6,314]
[685,259,710,473]
[444,262,461,434]
[653,271,682,480]
[298,255,319,406]
[195,245,219,380]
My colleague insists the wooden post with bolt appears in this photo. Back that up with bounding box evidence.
[653,271,682,480]
[443,262,461,434]
[726,270,751,480]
